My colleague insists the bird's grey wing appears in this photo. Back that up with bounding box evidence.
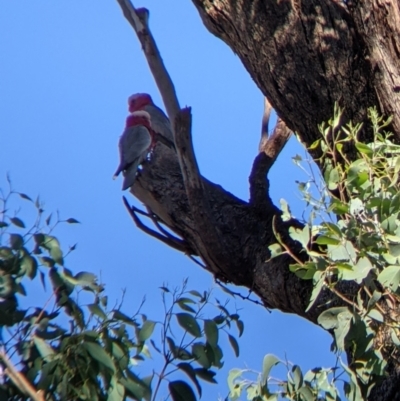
[114,125,151,178]
[122,159,141,190]
[144,104,173,140]
[121,125,151,167]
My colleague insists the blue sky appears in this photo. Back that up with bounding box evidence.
[1,1,336,399]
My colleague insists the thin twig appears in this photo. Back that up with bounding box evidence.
[188,255,207,268]
[144,206,192,252]
[216,280,268,308]
[123,197,191,253]
[329,286,362,312]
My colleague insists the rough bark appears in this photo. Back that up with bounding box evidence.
[192,0,400,144]
[117,0,400,399]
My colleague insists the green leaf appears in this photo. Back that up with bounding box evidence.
[318,307,353,351]
[289,225,310,249]
[45,214,52,226]
[177,363,202,397]
[19,193,33,202]
[306,271,325,312]
[378,265,400,291]
[227,368,243,395]
[194,368,217,383]
[324,222,343,238]
[9,234,23,250]
[330,199,349,215]
[268,243,283,259]
[40,235,64,265]
[111,341,129,370]
[298,386,314,401]
[66,217,80,224]
[318,307,350,330]
[83,341,116,373]
[341,361,363,401]
[108,379,125,401]
[189,290,202,298]
[349,198,364,215]
[10,217,25,228]
[328,167,340,190]
[315,236,340,245]
[176,313,201,337]
[228,334,239,357]
[367,308,384,323]
[178,301,196,313]
[178,297,196,304]
[327,240,356,262]
[192,343,211,369]
[291,365,303,390]
[166,336,177,356]
[120,373,150,401]
[21,254,38,279]
[391,329,400,346]
[169,380,197,401]
[262,354,280,386]
[335,310,353,351]
[74,271,97,286]
[339,257,372,282]
[0,274,12,298]
[355,142,373,157]
[210,344,223,368]
[246,384,261,401]
[204,319,218,347]
[88,303,107,320]
[139,320,156,342]
[40,256,55,268]
[308,139,321,150]
[33,336,55,362]
[279,199,292,221]
[112,310,137,325]
[235,319,244,337]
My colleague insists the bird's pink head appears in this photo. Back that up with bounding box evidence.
[128,93,153,112]
[125,110,152,129]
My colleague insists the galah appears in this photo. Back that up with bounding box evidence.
[128,93,173,141]
[113,110,154,190]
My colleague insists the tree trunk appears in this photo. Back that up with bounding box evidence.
[121,0,400,399]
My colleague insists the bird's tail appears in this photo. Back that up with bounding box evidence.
[122,158,141,190]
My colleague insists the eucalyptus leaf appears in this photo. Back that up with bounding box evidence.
[176,313,201,338]
[83,341,116,373]
[169,380,197,401]
[261,354,280,386]
[139,320,156,342]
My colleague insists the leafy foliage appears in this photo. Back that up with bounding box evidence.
[0,183,243,400]
[262,106,400,400]
[228,354,341,401]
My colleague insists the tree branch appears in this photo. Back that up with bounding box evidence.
[115,0,180,126]
[0,350,45,401]
[123,197,193,254]
[259,97,273,152]
[117,0,233,276]
[249,116,291,208]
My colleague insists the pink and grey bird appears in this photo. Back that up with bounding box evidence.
[128,93,173,141]
[114,110,155,190]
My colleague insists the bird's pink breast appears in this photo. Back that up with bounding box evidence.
[125,115,151,130]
